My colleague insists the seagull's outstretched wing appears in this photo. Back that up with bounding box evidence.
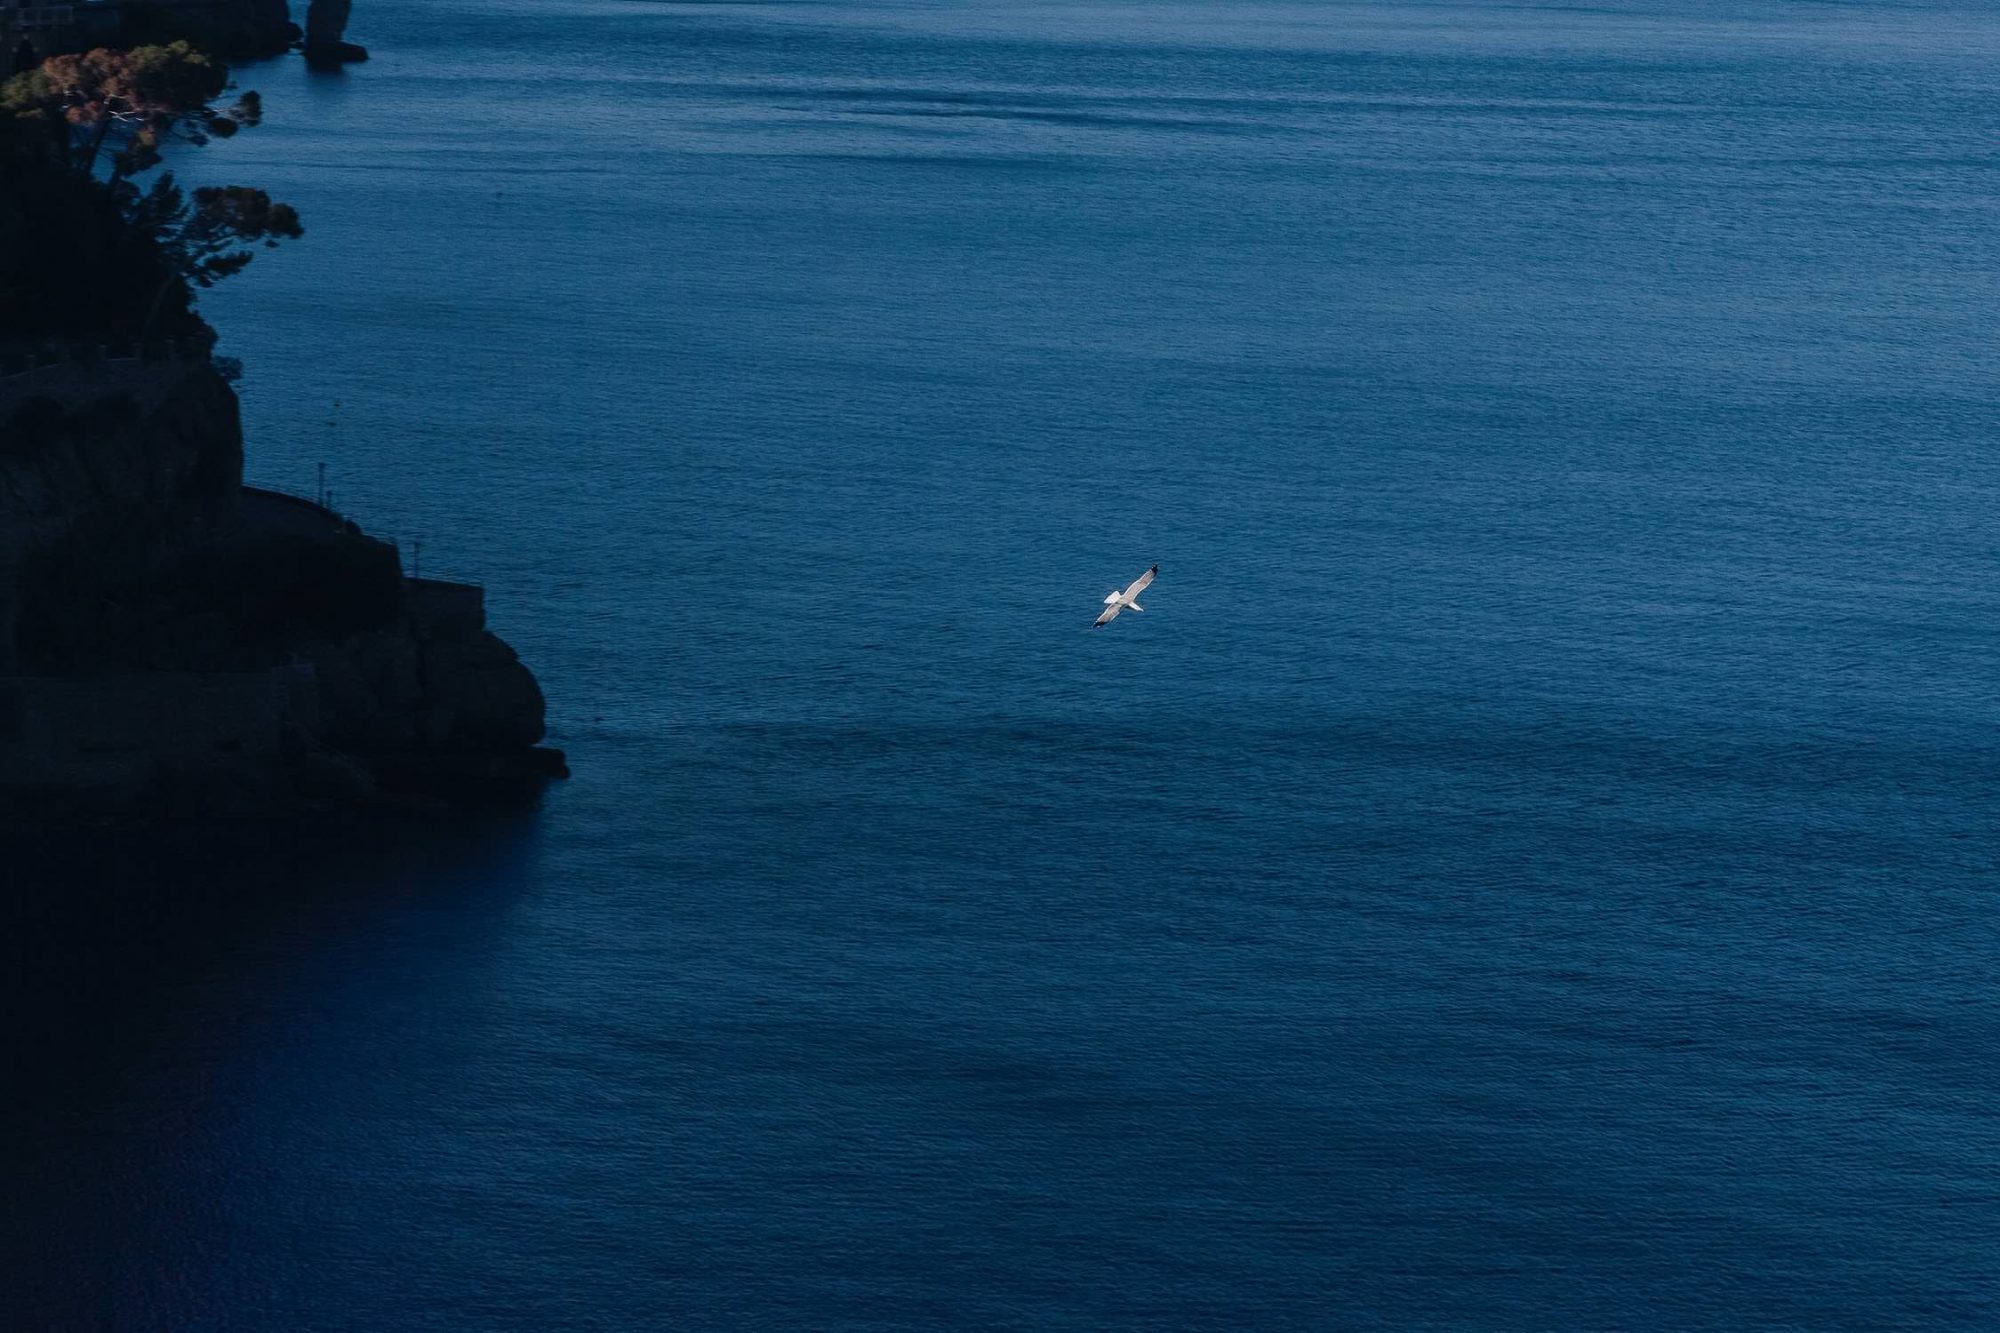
[1093,565,1155,627]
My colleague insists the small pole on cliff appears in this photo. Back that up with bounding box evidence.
[413,539,422,582]
[319,402,340,507]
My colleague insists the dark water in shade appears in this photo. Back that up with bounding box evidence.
[10,0,2000,1325]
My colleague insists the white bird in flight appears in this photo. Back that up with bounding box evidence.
[1094,564,1157,628]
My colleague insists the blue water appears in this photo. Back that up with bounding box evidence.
[10,0,2000,1325]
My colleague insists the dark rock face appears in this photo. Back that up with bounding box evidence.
[0,365,564,820]
[303,0,349,46]
[303,0,368,66]
[0,367,243,669]
[116,0,302,59]
[421,628,549,751]
[300,586,549,756]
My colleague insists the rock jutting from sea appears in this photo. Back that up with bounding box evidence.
[303,0,369,67]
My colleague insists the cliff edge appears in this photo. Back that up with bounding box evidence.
[0,349,566,822]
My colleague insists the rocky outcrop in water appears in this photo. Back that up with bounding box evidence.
[303,0,367,67]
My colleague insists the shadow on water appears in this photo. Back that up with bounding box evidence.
[0,810,547,1325]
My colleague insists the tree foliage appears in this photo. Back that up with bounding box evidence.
[0,156,195,337]
[1,42,260,179]
[0,42,297,341]
[128,175,304,335]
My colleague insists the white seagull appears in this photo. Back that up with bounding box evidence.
[1094,564,1157,628]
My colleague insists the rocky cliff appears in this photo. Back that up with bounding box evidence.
[117,0,301,59]
[0,359,241,669]
[0,358,564,820]
[303,0,368,66]
[4,0,303,66]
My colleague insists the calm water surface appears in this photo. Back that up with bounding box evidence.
[9,0,2000,1326]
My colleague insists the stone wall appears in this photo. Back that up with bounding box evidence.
[0,341,213,417]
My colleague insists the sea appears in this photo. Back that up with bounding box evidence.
[8,0,2000,1326]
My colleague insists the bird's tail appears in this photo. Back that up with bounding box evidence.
[1126,602,1143,612]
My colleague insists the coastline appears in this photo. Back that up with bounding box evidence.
[1,15,562,821]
